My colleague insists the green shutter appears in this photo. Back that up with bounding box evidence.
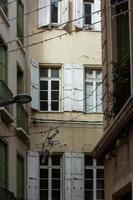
[0,140,7,188]
[17,0,24,44]
[17,155,24,199]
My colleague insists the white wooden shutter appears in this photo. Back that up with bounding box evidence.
[27,151,39,200]
[74,0,84,29]
[60,0,69,27]
[38,0,51,27]
[72,64,84,111]
[31,60,39,110]
[63,64,73,111]
[64,153,72,200]
[72,153,84,200]
[92,0,101,31]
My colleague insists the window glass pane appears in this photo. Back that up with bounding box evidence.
[51,0,58,23]
[85,82,93,112]
[85,169,93,179]
[40,169,48,178]
[51,81,59,90]
[85,156,93,166]
[0,140,7,188]
[85,3,91,25]
[51,91,59,100]
[40,101,48,111]
[52,169,60,178]
[51,69,59,77]
[97,180,104,189]
[85,180,93,189]
[40,190,48,200]
[96,70,102,80]
[96,82,102,112]
[97,159,104,166]
[52,155,60,165]
[40,91,48,100]
[85,191,93,200]
[40,81,48,90]
[52,180,60,189]
[52,189,60,200]
[40,179,48,189]
[97,190,104,199]
[86,69,93,79]
[51,101,59,111]
[40,155,48,165]
[40,68,48,77]
[97,169,104,179]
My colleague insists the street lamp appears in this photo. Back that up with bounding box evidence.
[0,94,32,106]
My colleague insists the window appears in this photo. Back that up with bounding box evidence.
[85,69,102,112]
[85,156,104,200]
[111,0,130,115]
[17,66,24,94]
[17,0,24,44]
[84,1,93,26]
[0,139,7,188]
[0,0,8,16]
[40,155,62,200]
[40,67,60,111]
[17,154,24,200]
[0,38,7,83]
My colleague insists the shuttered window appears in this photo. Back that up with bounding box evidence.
[0,0,8,16]
[38,0,69,27]
[17,154,24,200]
[0,39,7,83]
[17,0,24,44]
[40,67,60,111]
[40,155,62,200]
[85,69,102,112]
[17,66,24,94]
[85,156,104,200]
[0,139,7,188]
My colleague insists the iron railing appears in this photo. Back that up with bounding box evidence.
[17,104,28,134]
[0,80,13,116]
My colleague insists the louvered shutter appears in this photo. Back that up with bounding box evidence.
[72,64,84,111]
[31,60,39,110]
[72,153,84,200]
[92,0,101,31]
[38,0,51,27]
[74,0,84,29]
[60,0,69,27]
[64,153,72,200]
[27,151,39,200]
[63,64,73,111]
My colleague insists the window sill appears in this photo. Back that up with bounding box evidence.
[16,38,26,54]
[0,107,14,124]
[16,127,30,144]
[0,7,10,27]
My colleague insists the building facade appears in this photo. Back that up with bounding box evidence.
[0,0,30,199]
[93,0,133,200]
[27,0,104,200]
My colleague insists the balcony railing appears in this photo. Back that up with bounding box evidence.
[0,80,13,116]
[17,104,28,134]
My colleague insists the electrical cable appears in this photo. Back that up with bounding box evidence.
[7,8,131,54]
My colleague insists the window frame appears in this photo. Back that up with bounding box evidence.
[84,156,104,200]
[85,68,102,113]
[40,67,61,112]
[40,155,62,200]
